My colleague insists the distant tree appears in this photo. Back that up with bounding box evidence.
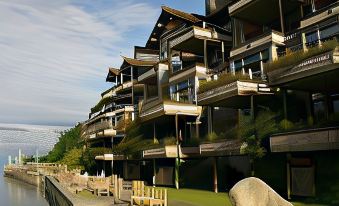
[42,124,82,163]
[58,148,83,170]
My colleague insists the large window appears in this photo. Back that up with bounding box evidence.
[170,78,195,103]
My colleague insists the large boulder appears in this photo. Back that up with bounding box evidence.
[229,177,293,206]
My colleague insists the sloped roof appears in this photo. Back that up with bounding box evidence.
[145,6,202,50]
[121,56,157,68]
[106,67,120,82]
[109,67,120,75]
[161,6,201,23]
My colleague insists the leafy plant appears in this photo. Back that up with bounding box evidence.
[239,111,278,175]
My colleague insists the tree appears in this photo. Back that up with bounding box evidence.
[42,124,82,163]
[239,110,278,175]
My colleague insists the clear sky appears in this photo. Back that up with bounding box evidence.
[0,0,204,126]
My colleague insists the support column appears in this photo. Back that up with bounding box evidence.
[306,92,314,126]
[131,66,134,106]
[282,89,288,119]
[221,41,225,64]
[153,122,157,144]
[111,137,114,176]
[213,157,218,193]
[175,114,180,189]
[153,159,156,187]
[207,106,213,134]
[278,0,285,33]
[287,154,291,200]
[204,39,208,69]
[250,95,255,120]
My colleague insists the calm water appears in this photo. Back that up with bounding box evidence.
[0,123,69,206]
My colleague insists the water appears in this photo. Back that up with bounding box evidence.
[0,123,69,206]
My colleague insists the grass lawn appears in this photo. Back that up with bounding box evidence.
[156,187,334,206]
[163,188,232,206]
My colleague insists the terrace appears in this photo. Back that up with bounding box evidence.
[198,73,271,107]
[266,41,339,88]
[230,30,284,59]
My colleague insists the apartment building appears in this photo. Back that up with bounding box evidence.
[82,0,339,202]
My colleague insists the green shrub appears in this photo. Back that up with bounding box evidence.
[206,132,218,142]
[279,119,294,130]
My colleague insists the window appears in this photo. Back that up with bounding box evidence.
[170,78,195,103]
[305,31,319,47]
[234,60,242,72]
[171,54,182,73]
[320,24,339,40]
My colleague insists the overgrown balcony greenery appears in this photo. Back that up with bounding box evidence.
[198,72,253,94]
[90,96,113,114]
[264,39,339,73]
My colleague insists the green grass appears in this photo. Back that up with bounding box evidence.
[165,188,232,206]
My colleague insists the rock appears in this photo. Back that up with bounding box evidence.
[229,177,293,206]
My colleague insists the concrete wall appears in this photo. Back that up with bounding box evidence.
[45,176,76,206]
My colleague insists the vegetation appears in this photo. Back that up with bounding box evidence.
[264,39,338,73]
[58,148,83,170]
[43,124,82,163]
[113,119,158,155]
[156,187,232,206]
[239,111,278,175]
[90,96,113,114]
[198,72,251,94]
[81,147,111,174]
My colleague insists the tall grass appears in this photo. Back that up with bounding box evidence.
[264,39,338,73]
[198,72,251,94]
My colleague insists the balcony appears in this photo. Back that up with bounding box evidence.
[198,73,271,107]
[142,145,199,159]
[169,63,207,83]
[300,2,339,29]
[139,100,201,122]
[199,139,242,156]
[266,42,339,88]
[270,127,339,152]
[229,0,302,26]
[230,30,284,59]
[84,121,116,139]
[168,26,230,53]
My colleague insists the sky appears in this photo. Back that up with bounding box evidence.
[0,0,204,126]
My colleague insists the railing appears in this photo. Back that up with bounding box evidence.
[86,121,113,135]
[231,30,284,57]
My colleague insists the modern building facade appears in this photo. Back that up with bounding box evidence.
[81,0,339,203]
